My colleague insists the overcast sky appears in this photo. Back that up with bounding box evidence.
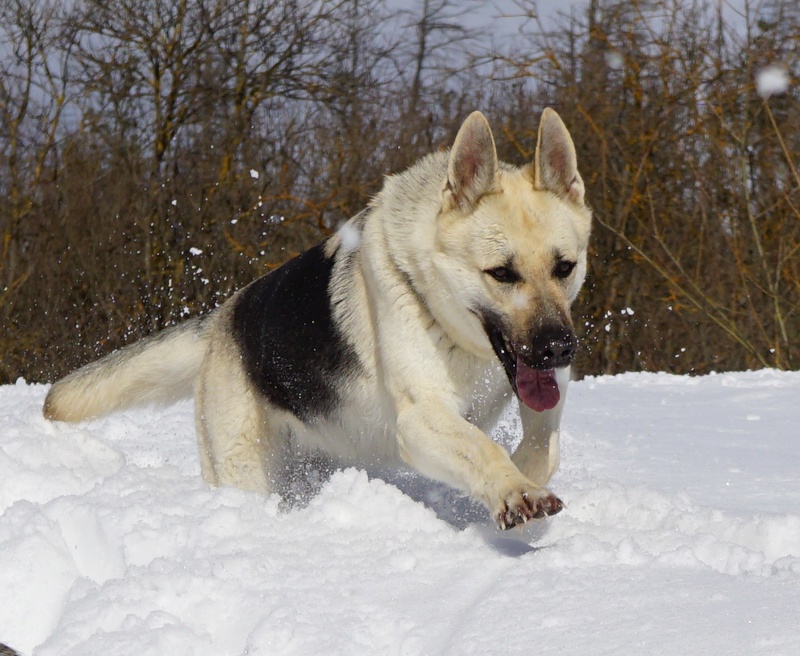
[450,0,749,38]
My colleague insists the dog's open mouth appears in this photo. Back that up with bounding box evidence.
[484,321,561,412]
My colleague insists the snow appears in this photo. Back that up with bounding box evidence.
[337,222,362,252]
[756,65,789,98]
[604,50,624,71]
[1,370,799,655]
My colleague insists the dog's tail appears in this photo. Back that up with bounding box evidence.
[43,316,209,422]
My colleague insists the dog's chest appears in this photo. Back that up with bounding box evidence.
[292,387,398,466]
[292,357,508,466]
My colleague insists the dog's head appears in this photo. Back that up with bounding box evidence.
[433,109,592,412]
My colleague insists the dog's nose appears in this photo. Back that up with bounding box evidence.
[529,324,576,369]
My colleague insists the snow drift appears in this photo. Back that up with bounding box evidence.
[1,370,799,655]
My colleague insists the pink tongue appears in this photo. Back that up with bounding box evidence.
[515,362,560,412]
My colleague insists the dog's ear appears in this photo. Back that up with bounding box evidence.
[533,108,585,205]
[444,111,499,213]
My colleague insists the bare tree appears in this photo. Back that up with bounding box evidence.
[1,0,797,383]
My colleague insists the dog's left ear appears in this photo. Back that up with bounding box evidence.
[534,108,585,206]
[445,111,499,213]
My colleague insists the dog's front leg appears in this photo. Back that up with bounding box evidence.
[396,401,563,529]
[513,403,563,488]
[511,368,569,487]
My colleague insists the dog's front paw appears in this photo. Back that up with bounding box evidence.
[495,488,563,530]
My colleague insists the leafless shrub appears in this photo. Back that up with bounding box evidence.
[1,0,797,383]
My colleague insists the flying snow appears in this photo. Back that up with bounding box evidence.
[337,221,361,252]
[756,65,789,98]
[604,50,624,71]
[249,169,260,179]
[510,290,530,310]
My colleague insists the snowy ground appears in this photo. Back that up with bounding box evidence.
[1,370,798,655]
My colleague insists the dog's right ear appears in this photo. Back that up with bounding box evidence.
[444,111,499,214]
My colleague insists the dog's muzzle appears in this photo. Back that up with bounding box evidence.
[482,315,575,412]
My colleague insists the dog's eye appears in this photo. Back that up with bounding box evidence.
[553,260,576,279]
[485,266,520,283]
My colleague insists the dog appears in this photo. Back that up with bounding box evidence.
[44,108,592,529]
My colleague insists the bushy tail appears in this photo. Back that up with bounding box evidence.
[44,317,209,422]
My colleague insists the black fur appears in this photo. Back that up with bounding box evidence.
[232,242,359,421]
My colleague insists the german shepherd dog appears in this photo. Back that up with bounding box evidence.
[45,109,592,529]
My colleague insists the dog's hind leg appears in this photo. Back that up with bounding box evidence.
[194,340,282,494]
